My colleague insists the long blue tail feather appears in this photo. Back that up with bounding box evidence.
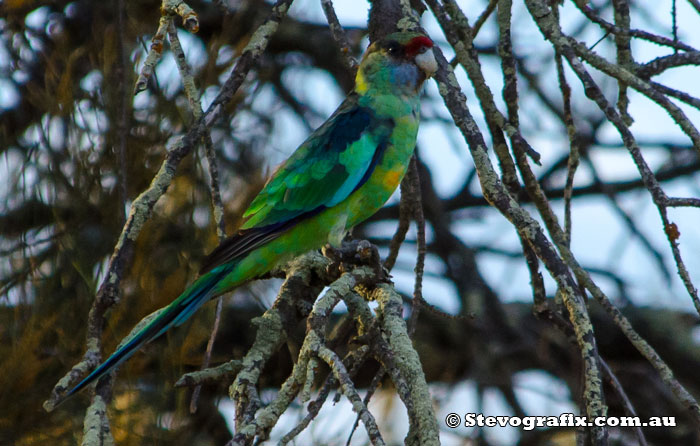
[64,264,233,399]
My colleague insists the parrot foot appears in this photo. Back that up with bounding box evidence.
[321,240,390,285]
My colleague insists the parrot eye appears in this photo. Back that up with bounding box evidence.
[386,41,400,55]
[417,46,428,54]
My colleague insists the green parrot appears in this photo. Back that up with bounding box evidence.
[64,31,437,398]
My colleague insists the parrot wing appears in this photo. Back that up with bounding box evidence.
[199,96,394,274]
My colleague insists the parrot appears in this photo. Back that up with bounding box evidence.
[63,31,437,399]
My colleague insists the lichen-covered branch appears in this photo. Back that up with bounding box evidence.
[81,396,114,446]
[373,284,439,446]
[228,265,376,445]
[175,359,243,387]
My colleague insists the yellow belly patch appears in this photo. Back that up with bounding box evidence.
[382,169,403,189]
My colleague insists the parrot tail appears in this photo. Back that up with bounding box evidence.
[64,263,234,399]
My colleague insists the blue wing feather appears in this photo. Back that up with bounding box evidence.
[242,97,394,229]
[200,98,393,273]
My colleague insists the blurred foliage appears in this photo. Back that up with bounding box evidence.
[0,1,307,443]
[1,0,700,445]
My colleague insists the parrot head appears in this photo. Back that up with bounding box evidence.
[355,32,437,97]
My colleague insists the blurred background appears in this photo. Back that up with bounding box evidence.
[1,0,700,444]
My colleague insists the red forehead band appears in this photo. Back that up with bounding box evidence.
[405,36,434,57]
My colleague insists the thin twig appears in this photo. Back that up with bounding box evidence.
[134,16,170,95]
[384,176,413,271]
[599,359,649,446]
[611,0,634,124]
[115,0,128,224]
[320,0,359,71]
[406,156,426,336]
[554,43,579,246]
[473,0,498,38]
[573,1,697,52]
[281,346,370,445]
[318,345,386,446]
[636,51,700,78]
[581,154,672,283]
[345,366,385,446]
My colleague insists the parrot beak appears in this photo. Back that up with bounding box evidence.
[415,48,438,78]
